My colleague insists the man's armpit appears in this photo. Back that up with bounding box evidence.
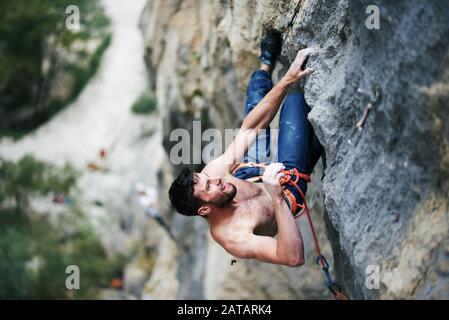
[223,243,255,260]
[218,234,256,260]
[244,235,283,265]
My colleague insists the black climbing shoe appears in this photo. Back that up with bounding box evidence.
[259,30,283,67]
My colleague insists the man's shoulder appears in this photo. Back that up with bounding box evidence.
[210,226,226,245]
[202,157,236,177]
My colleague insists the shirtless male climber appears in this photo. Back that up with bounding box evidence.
[168,31,323,267]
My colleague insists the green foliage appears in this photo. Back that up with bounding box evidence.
[0,155,78,211]
[46,33,112,121]
[63,34,112,107]
[0,0,111,137]
[131,92,157,115]
[0,156,126,299]
[192,89,204,98]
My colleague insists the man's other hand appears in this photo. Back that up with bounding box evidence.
[262,163,286,199]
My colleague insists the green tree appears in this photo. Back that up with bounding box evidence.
[0,156,126,299]
[0,0,111,138]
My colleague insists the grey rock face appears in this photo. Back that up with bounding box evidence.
[141,0,449,299]
[294,0,449,299]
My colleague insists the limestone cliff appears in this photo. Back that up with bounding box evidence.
[140,0,449,299]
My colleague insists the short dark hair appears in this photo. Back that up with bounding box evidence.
[168,168,202,216]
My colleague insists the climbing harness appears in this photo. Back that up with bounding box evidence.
[232,162,349,300]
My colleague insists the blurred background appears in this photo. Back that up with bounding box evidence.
[0,0,448,300]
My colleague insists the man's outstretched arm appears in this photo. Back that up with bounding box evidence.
[207,48,314,174]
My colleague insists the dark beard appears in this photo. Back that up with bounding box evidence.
[212,183,237,208]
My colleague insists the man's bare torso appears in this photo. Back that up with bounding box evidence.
[209,173,279,243]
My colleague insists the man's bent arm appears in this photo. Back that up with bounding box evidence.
[223,197,304,266]
[271,194,304,265]
[255,162,304,266]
